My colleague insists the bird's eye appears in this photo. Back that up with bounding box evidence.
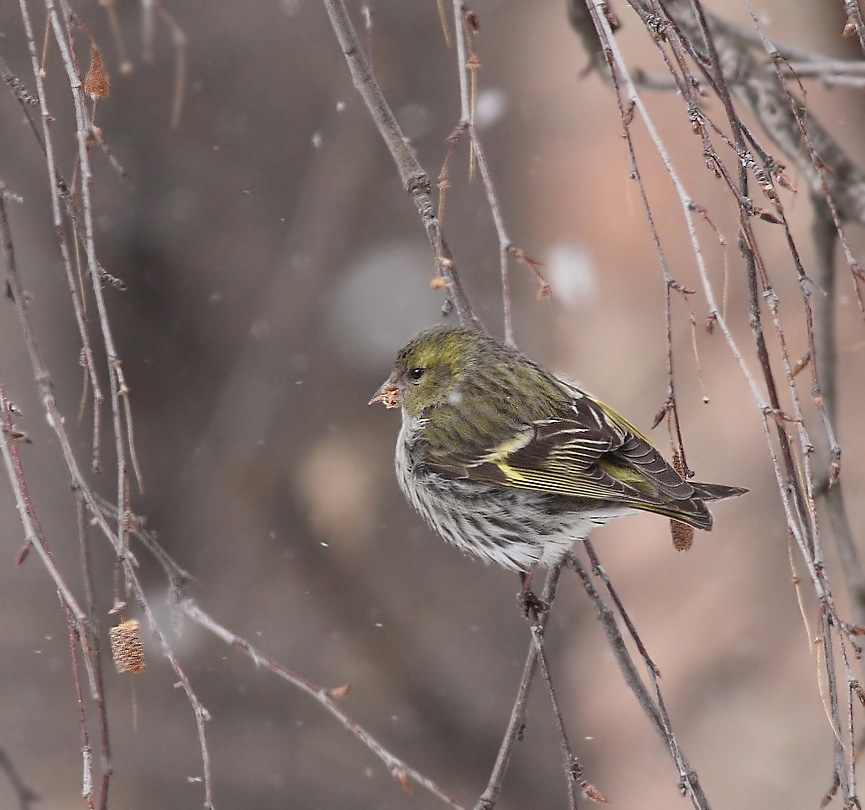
[408,367,425,382]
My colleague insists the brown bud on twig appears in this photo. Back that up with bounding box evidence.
[622,99,636,128]
[15,543,31,566]
[510,247,551,299]
[327,683,351,699]
[581,781,610,803]
[828,450,841,489]
[791,348,812,378]
[109,619,145,673]
[773,171,796,193]
[752,207,783,225]
[391,767,412,794]
[601,2,620,31]
[652,399,671,430]
[669,280,696,295]
[108,598,128,615]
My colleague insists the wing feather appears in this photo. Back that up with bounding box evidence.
[421,393,712,525]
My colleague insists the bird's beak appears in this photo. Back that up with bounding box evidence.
[369,373,401,408]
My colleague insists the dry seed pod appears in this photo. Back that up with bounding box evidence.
[671,519,695,552]
[84,46,110,100]
[110,619,145,673]
[671,451,694,551]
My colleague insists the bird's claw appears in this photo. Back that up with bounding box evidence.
[517,588,548,619]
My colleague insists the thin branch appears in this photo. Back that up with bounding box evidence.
[49,0,132,560]
[182,599,466,810]
[580,0,863,800]
[0,387,86,625]
[782,59,865,77]
[76,492,112,810]
[3,15,214,796]
[0,748,39,810]
[474,564,564,810]
[568,551,711,810]
[450,2,549,345]
[126,577,215,808]
[17,0,104,472]
[61,598,95,810]
[526,598,579,809]
[812,202,865,628]
[322,0,479,329]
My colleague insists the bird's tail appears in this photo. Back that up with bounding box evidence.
[691,482,749,502]
[641,481,747,531]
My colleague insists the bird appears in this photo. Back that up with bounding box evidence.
[370,325,747,574]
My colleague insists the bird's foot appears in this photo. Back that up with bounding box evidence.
[517,568,548,619]
[517,587,549,620]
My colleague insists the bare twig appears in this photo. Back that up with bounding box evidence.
[0,748,39,810]
[576,0,864,801]
[3,7,214,797]
[76,492,112,810]
[450,2,549,345]
[811,202,865,627]
[526,597,580,810]
[322,0,479,329]
[568,550,711,810]
[475,564,564,810]
[15,0,105,472]
[182,599,466,810]
[49,0,133,557]
[61,598,95,809]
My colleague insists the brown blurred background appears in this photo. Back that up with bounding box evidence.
[1,1,864,808]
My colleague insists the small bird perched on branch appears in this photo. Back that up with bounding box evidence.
[370,325,746,573]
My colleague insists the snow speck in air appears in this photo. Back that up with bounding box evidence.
[311,131,323,149]
[336,101,347,112]
[546,243,597,309]
[250,317,271,340]
[475,88,507,129]
[397,102,432,139]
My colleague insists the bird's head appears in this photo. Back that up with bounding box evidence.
[369,325,480,419]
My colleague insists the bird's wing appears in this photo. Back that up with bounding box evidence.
[422,394,700,512]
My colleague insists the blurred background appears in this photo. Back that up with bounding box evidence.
[1,1,864,808]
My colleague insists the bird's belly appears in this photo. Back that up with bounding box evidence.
[397,459,629,571]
